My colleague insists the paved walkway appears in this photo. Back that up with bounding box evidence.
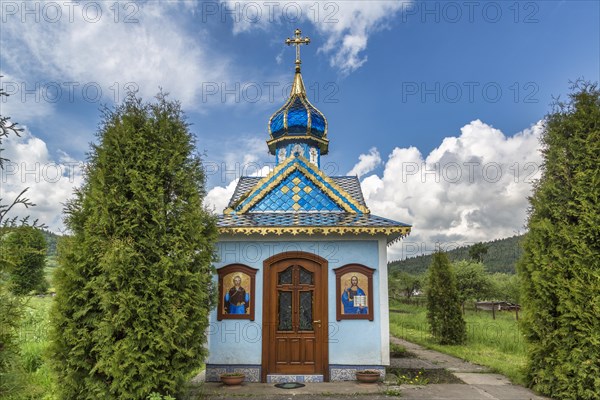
[388,337,550,400]
[390,337,490,372]
[191,337,552,400]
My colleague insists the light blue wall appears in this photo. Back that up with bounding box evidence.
[207,239,384,366]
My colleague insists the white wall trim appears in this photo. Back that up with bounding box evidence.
[378,237,390,365]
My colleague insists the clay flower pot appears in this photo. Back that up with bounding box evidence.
[355,370,380,383]
[220,373,245,386]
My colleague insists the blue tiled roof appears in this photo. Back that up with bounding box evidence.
[218,212,411,229]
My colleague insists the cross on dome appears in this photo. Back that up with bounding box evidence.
[285,28,311,72]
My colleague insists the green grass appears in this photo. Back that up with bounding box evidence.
[44,256,58,292]
[389,301,527,385]
[8,296,57,400]
[389,341,408,358]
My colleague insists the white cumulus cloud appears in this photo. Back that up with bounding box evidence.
[1,127,84,232]
[225,0,410,74]
[204,178,241,215]
[360,120,544,260]
[204,165,272,213]
[348,147,382,178]
[314,1,410,74]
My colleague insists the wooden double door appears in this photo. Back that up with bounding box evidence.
[262,252,328,381]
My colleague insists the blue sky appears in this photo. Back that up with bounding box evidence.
[1,1,599,258]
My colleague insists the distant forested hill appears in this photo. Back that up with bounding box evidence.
[388,234,525,274]
[41,229,61,256]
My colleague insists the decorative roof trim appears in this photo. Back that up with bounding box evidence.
[267,135,329,155]
[217,225,411,243]
[225,156,369,215]
[299,94,313,135]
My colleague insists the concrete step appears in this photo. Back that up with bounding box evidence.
[266,374,324,383]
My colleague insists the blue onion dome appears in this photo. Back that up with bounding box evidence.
[268,71,328,140]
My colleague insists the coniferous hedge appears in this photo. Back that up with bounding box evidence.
[49,94,218,399]
[426,251,466,345]
[518,82,600,399]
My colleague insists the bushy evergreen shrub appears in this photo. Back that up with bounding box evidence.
[426,251,466,345]
[49,93,218,399]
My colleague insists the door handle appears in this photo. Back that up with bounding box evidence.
[313,320,321,324]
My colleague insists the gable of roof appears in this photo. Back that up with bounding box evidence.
[227,175,367,209]
[225,156,370,214]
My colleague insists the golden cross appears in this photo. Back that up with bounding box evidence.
[285,28,310,72]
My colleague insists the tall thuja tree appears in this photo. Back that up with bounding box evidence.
[518,82,600,400]
[50,93,218,399]
[427,251,466,345]
[1,226,48,295]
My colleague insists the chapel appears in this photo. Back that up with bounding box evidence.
[206,29,411,383]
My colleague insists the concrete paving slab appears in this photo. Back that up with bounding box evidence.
[389,357,444,369]
[471,384,551,400]
[398,384,501,399]
[453,373,512,385]
[391,337,490,373]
